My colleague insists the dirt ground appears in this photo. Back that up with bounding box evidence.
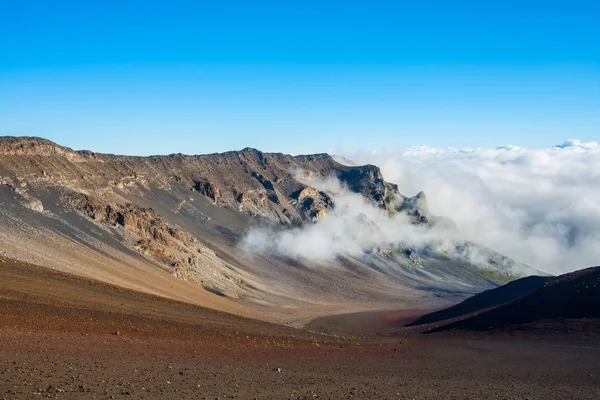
[1,259,599,399]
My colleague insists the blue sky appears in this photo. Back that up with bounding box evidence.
[1,1,598,155]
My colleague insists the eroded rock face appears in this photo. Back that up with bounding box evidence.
[336,165,388,208]
[193,179,221,203]
[73,194,192,259]
[0,136,83,161]
[65,191,254,297]
[294,187,333,221]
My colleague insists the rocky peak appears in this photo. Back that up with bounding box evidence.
[394,191,433,224]
[335,164,399,210]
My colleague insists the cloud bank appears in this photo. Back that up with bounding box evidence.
[350,140,600,274]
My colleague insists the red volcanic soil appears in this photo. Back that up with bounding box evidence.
[1,258,599,399]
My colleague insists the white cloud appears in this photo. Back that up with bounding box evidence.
[349,140,600,274]
[240,170,448,265]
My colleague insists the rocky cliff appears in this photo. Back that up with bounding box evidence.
[0,136,420,225]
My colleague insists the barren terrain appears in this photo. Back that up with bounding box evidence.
[1,258,599,399]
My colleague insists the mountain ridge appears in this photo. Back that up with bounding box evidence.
[0,135,540,324]
[0,136,403,225]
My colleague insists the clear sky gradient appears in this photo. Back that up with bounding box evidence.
[1,1,598,155]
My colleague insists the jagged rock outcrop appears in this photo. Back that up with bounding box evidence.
[70,193,208,267]
[293,187,333,221]
[393,191,432,224]
[335,165,391,209]
[193,179,221,203]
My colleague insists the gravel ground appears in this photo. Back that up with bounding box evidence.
[1,259,599,399]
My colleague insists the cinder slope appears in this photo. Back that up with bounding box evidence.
[0,256,302,338]
[426,266,600,333]
[407,275,551,327]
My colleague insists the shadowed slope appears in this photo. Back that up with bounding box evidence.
[407,275,551,327]
[426,266,600,333]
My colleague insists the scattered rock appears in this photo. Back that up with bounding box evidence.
[21,196,44,212]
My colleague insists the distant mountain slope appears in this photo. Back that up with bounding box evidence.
[425,266,600,333]
[407,275,551,327]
